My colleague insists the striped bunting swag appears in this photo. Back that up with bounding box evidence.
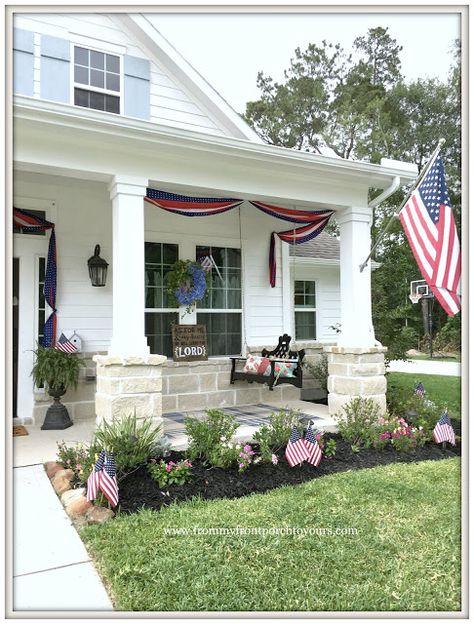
[144,190,334,287]
[433,409,456,446]
[250,201,334,287]
[86,449,106,502]
[303,425,323,467]
[145,188,243,216]
[285,426,310,467]
[13,208,58,347]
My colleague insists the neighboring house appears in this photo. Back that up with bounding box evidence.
[11,12,417,426]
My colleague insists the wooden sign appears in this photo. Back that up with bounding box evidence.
[171,324,208,362]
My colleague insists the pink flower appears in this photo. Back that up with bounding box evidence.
[238,463,245,469]
[165,464,172,472]
[271,454,278,465]
[76,464,82,470]
[315,433,322,441]
[243,444,252,453]
[66,459,71,464]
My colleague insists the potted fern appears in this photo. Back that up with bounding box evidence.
[31,345,83,429]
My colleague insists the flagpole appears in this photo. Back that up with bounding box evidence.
[359,138,446,273]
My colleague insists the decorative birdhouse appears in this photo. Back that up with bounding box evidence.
[68,331,82,353]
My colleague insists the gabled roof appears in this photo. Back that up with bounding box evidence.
[114,14,263,143]
[290,231,340,260]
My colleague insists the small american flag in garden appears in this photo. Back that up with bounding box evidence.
[200,255,213,272]
[433,409,456,446]
[100,452,119,508]
[86,449,106,502]
[285,426,309,467]
[304,425,323,467]
[55,332,78,353]
[414,382,426,397]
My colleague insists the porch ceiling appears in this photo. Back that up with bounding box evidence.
[13,96,418,210]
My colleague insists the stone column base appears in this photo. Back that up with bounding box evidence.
[324,346,387,417]
[93,354,167,427]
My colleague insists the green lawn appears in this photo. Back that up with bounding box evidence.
[387,372,461,420]
[81,458,461,612]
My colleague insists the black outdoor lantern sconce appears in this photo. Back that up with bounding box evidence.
[88,244,109,287]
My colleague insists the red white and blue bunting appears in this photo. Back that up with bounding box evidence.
[13,208,57,347]
[145,189,335,287]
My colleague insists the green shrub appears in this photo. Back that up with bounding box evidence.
[253,409,304,462]
[91,414,162,479]
[184,409,239,467]
[32,345,83,390]
[335,397,383,449]
[56,441,97,486]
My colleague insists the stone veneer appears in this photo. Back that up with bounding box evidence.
[30,342,334,426]
[93,354,167,425]
[324,345,387,417]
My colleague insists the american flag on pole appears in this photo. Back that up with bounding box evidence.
[433,409,456,446]
[399,155,461,316]
[285,426,309,467]
[86,449,106,502]
[55,332,78,353]
[99,452,119,508]
[414,382,426,397]
[303,425,323,467]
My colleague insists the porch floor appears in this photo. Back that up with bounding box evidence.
[13,400,334,467]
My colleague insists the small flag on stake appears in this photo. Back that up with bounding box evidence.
[304,425,323,467]
[86,449,106,502]
[433,409,456,446]
[414,382,426,397]
[285,426,309,467]
[99,451,119,508]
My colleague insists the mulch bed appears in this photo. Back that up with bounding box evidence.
[117,433,461,515]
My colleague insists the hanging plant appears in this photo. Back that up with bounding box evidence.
[166,260,209,314]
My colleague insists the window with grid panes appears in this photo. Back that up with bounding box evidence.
[196,246,242,356]
[144,242,179,357]
[294,280,317,340]
[74,46,120,114]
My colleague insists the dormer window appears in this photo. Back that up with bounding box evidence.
[73,46,121,114]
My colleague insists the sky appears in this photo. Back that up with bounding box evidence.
[149,12,460,114]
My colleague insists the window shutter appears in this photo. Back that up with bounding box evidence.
[123,55,150,120]
[13,28,34,96]
[40,35,70,103]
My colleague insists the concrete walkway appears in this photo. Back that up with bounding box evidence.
[12,399,335,613]
[388,358,461,377]
[12,464,114,613]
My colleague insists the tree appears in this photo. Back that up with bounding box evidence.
[244,28,461,354]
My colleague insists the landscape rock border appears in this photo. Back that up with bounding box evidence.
[44,461,115,527]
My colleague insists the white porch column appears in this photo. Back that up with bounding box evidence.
[336,206,375,348]
[108,176,149,357]
[326,205,386,417]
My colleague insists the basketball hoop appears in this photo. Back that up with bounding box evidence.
[409,293,422,304]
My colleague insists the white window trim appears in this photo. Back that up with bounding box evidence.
[70,42,123,115]
[294,279,318,341]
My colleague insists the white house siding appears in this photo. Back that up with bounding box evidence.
[14,171,291,355]
[13,13,229,136]
[14,171,113,354]
[293,263,341,342]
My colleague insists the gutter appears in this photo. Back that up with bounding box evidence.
[368,175,401,208]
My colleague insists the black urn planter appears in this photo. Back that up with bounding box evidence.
[41,385,73,430]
